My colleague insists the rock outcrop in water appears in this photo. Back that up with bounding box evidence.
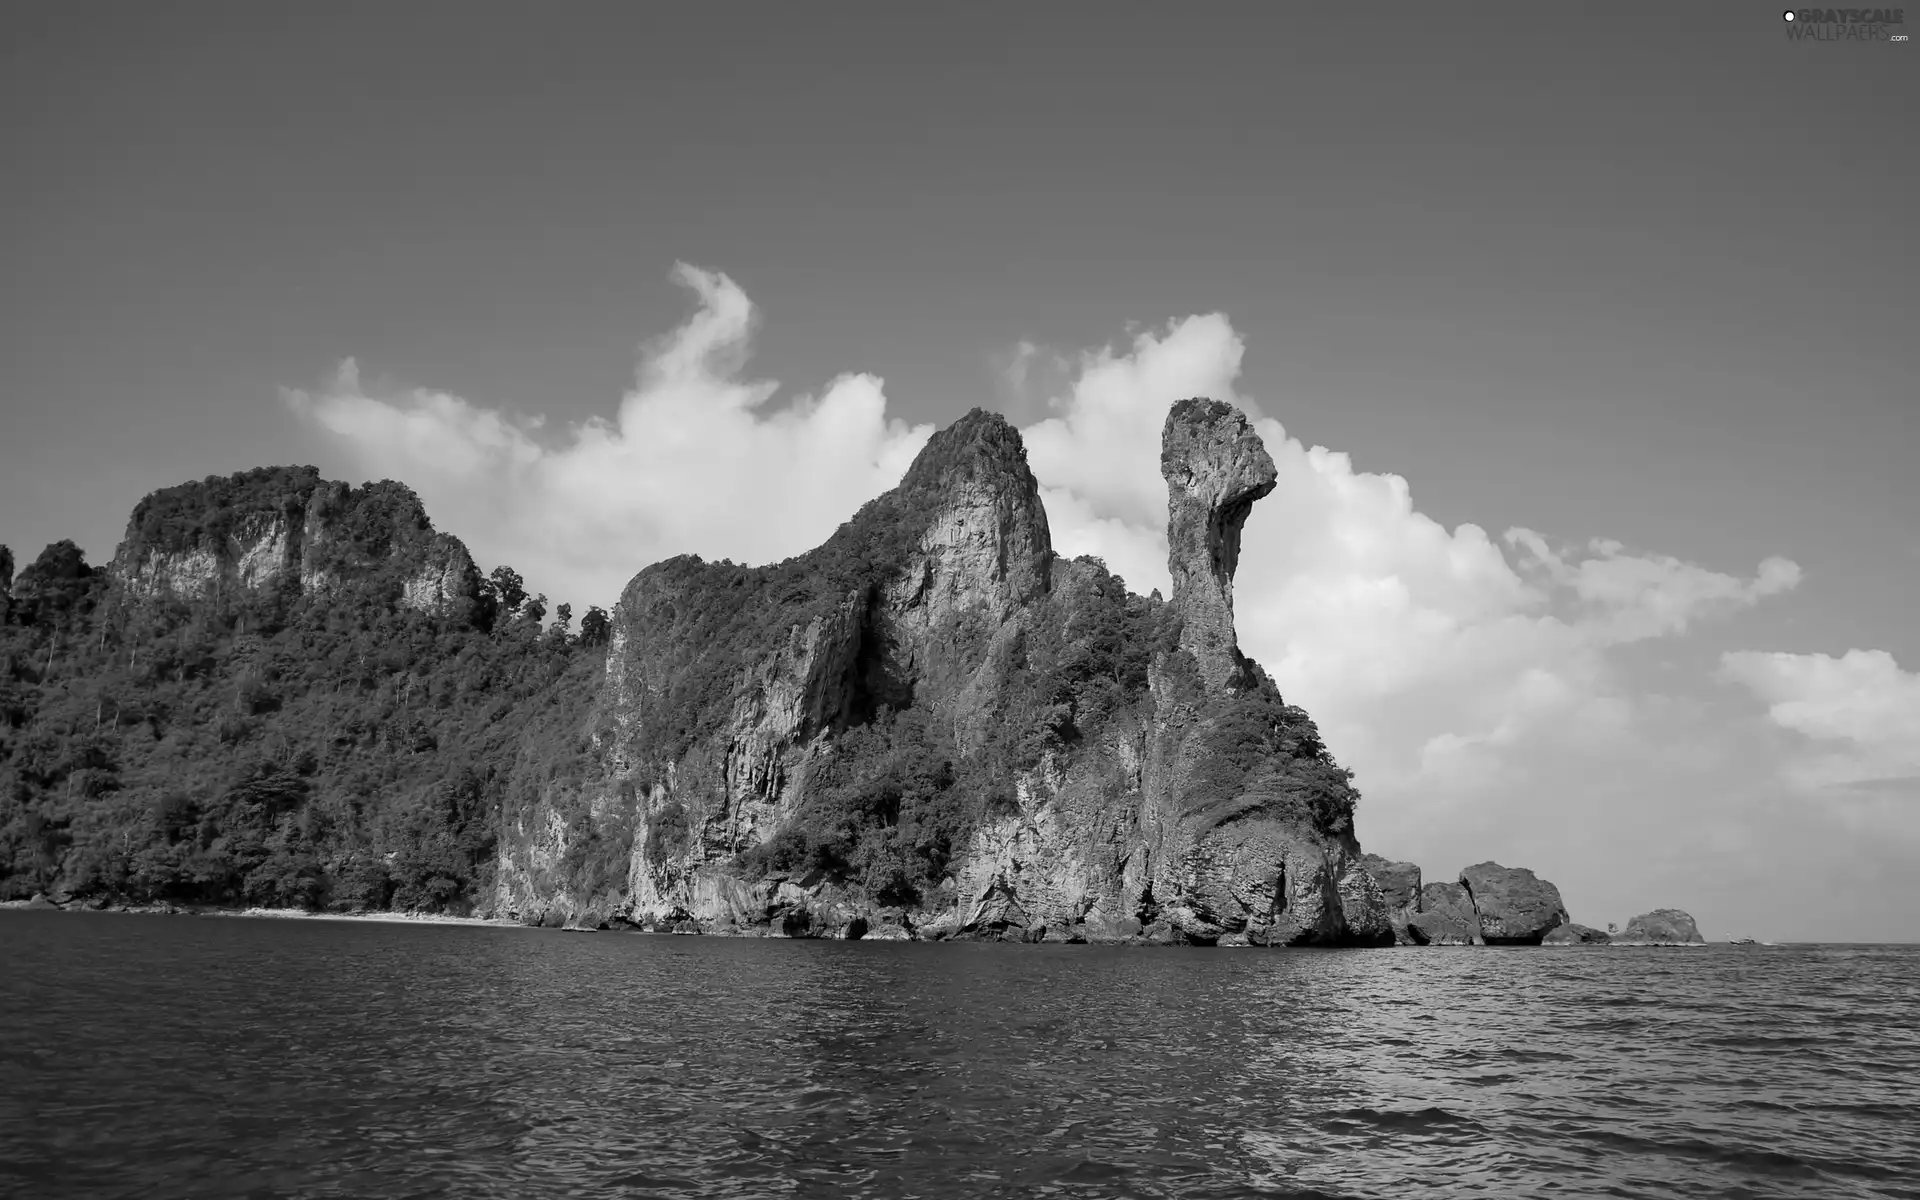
[1359,857,1595,947]
[1458,862,1570,945]
[493,401,1388,944]
[1613,909,1705,946]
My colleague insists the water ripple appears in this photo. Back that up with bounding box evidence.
[1,914,1916,1199]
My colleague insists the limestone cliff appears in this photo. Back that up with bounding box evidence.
[111,466,480,618]
[491,403,1390,945]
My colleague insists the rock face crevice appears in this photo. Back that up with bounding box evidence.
[493,402,1387,945]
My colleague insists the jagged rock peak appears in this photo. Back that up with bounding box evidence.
[1160,398,1277,694]
[897,407,1036,495]
[881,406,1053,614]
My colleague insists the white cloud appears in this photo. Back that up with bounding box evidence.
[1720,648,1920,803]
[1508,530,1802,641]
[284,263,934,612]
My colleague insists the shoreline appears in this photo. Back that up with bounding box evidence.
[0,898,518,928]
[219,906,520,928]
[0,901,1784,945]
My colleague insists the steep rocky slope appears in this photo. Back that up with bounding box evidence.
[491,401,1391,944]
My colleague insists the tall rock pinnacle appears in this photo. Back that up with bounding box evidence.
[1161,398,1277,694]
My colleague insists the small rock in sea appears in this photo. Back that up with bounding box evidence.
[26,892,61,910]
[1612,908,1705,946]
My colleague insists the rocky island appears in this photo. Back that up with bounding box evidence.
[0,401,1698,946]
[1611,909,1707,946]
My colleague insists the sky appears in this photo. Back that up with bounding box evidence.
[2,3,1914,941]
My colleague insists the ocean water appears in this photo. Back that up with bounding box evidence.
[1,913,1915,1199]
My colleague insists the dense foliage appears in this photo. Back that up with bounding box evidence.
[0,474,610,913]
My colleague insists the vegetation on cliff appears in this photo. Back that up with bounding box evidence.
[0,470,609,912]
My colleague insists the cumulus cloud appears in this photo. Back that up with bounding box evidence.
[1508,531,1801,641]
[284,263,934,611]
[1720,648,1920,806]
[291,263,1843,931]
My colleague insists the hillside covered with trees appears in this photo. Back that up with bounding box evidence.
[0,468,610,913]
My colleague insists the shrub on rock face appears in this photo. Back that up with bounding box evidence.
[1614,908,1704,945]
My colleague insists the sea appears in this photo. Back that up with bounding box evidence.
[1,912,1915,1199]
